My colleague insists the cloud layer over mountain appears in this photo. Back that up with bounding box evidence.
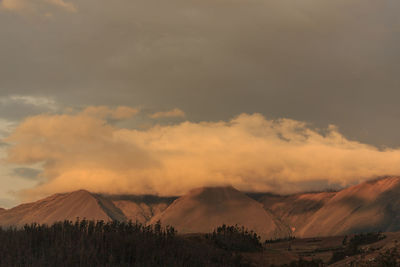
[5,107,400,200]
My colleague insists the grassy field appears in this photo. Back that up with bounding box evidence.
[233,232,400,266]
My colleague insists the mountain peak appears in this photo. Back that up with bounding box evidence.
[69,189,92,194]
[191,185,238,192]
[150,185,291,239]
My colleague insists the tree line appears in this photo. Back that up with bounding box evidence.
[0,219,253,267]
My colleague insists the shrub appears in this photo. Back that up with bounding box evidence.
[271,258,324,267]
[330,232,386,264]
[206,224,263,252]
[374,247,400,266]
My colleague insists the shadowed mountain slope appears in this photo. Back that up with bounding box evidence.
[149,186,291,239]
[260,191,336,235]
[101,194,177,224]
[112,201,169,224]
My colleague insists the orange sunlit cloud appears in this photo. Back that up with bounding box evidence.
[4,106,400,200]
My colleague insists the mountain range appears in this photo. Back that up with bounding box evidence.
[1,176,400,239]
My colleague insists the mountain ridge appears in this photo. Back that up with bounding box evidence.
[2,177,400,239]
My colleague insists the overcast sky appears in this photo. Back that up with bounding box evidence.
[1,0,400,207]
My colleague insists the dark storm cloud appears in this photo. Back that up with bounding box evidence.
[0,95,58,121]
[1,0,400,146]
[12,167,41,180]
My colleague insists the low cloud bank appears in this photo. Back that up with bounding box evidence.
[4,107,400,200]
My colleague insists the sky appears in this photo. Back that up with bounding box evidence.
[1,0,400,207]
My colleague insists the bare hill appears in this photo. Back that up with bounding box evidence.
[297,177,400,237]
[0,190,125,227]
[255,177,400,237]
[149,186,291,239]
